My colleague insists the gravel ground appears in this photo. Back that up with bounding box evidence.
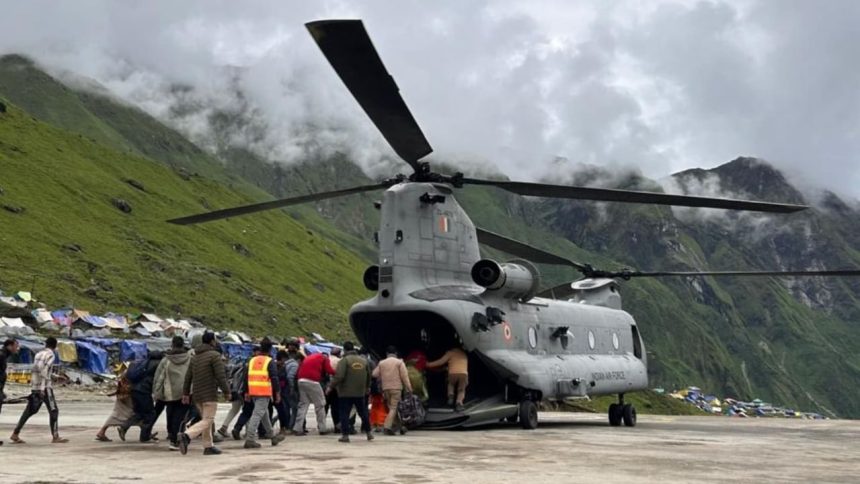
[0,393,857,483]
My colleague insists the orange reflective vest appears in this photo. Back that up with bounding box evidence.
[247,355,273,397]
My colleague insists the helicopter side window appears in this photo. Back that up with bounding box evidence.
[587,330,595,350]
[527,327,537,349]
[631,325,643,359]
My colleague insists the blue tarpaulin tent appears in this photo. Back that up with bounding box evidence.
[221,342,254,361]
[82,315,108,328]
[120,340,148,361]
[303,344,333,355]
[15,339,43,364]
[75,341,109,374]
[79,337,120,349]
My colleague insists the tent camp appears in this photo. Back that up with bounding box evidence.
[120,340,148,361]
[304,343,335,355]
[221,342,255,361]
[139,313,164,324]
[51,309,73,327]
[75,341,109,374]
[15,339,44,364]
[144,338,173,353]
[32,308,53,324]
[75,315,108,329]
[102,313,129,331]
[0,296,26,308]
[0,317,26,328]
[133,321,161,333]
[57,340,78,363]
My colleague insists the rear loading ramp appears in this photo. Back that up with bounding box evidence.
[351,310,513,413]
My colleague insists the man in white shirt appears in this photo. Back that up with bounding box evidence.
[10,337,68,444]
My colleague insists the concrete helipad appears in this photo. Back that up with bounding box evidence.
[0,399,857,483]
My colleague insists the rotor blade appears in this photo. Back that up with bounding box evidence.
[475,227,589,271]
[167,182,392,225]
[306,20,432,170]
[462,178,807,214]
[611,269,860,279]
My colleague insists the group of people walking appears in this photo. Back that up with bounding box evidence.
[0,334,471,455]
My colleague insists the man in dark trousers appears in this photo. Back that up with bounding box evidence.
[179,332,230,455]
[153,336,191,450]
[0,338,20,446]
[10,337,68,444]
[327,341,373,443]
[126,351,163,442]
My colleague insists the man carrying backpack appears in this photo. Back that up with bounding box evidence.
[125,351,163,442]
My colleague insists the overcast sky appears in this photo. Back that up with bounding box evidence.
[3,0,859,197]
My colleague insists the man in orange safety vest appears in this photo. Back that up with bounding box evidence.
[243,340,285,449]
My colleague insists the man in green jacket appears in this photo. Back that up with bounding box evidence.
[179,332,229,455]
[327,341,373,443]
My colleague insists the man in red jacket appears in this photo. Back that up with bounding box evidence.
[291,351,334,436]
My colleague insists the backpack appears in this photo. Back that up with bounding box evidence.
[126,358,149,384]
[397,393,426,429]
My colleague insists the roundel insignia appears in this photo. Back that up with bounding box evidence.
[502,322,512,342]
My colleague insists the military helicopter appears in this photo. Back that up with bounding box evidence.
[169,20,860,429]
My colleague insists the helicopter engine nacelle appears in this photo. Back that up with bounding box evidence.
[471,259,540,301]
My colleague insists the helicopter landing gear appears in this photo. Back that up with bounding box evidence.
[608,403,622,426]
[608,394,636,427]
[519,400,538,430]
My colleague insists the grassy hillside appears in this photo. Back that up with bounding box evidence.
[0,54,376,265]
[0,100,371,336]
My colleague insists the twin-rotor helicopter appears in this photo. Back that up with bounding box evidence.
[170,20,860,429]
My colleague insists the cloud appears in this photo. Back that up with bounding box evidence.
[2,1,859,197]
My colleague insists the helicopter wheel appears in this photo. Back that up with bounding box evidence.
[622,404,637,427]
[608,403,623,426]
[519,400,538,430]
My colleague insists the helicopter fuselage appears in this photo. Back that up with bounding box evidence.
[349,181,648,427]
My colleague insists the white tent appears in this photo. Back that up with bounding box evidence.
[140,313,164,324]
[0,317,26,328]
[136,321,161,333]
[104,317,128,330]
[32,309,53,324]
[0,296,25,308]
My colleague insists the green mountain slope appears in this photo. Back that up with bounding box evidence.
[534,161,860,417]
[0,100,370,336]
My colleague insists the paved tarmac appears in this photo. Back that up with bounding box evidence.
[0,399,858,483]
